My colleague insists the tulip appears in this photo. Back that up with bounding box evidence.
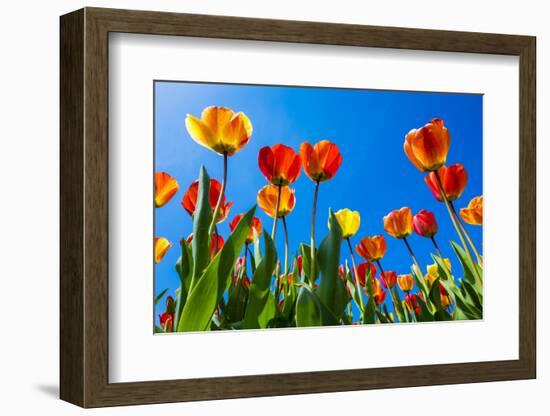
[397,274,414,293]
[413,209,437,238]
[296,255,303,277]
[405,293,421,315]
[165,295,176,314]
[155,172,179,207]
[154,237,172,264]
[383,207,413,239]
[299,140,343,182]
[404,118,450,172]
[159,312,174,332]
[439,284,452,309]
[355,262,377,287]
[186,233,224,258]
[380,271,397,289]
[460,196,483,226]
[413,209,443,258]
[258,144,301,186]
[356,235,387,262]
[185,106,252,156]
[425,164,468,202]
[181,178,233,223]
[425,258,452,286]
[233,273,251,289]
[384,207,422,272]
[373,288,387,306]
[229,214,263,244]
[331,209,360,239]
[257,185,296,219]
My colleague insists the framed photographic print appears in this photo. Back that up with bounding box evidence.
[60,7,536,408]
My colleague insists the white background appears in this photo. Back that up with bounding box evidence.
[0,0,546,414]
[110,34,519,382]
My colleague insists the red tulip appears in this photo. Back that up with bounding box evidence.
[380,271,397,289]
[186,233,224,257]
[354,262,377,287]
[299,140,343,182]
[159,312,174,332]
[425,164,468,202]
[258,144,301,185]
[405,294,421,315]
[229,214,263,244]
[413,209,438,238]
[181,178,233,222]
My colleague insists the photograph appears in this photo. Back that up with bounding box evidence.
[153,81,484,332]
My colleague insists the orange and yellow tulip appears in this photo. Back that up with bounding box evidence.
[154,237,172,264]
[460,196,483,225]
[380,270,397,289]
[356,235,387,262]
[332,208,360,238]
[425,164,468,202]
[258,144,301,186]
[155,172,179,207]
[397,274,414,292]
[257,184,296,218]
[439,284,453,309]
[181,178,233,223]
[299,140,343,182]
[229,214,263,244]
[185,106,252,156]
[404,118,450,172]
[383,207,413,239]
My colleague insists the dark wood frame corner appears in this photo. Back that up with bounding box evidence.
[60,7,536,408]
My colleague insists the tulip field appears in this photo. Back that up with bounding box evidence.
[153,83,483,332]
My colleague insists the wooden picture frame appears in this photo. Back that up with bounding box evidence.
[60,7,536,408]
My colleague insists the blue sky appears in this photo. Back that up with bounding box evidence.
[154,81,483,324]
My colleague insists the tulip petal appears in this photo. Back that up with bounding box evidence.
[201,106,234,138]
[155,172,180,208]
[222,111,253,155]
[185,114,217,150]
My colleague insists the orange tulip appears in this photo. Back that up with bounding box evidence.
[229,214,263,244]
[181,178,233,223]
[257,185,296,218]
[258,144,301,186]
[154,237,172,264]
[356,235,387,262]
[397,274,415,292]
[404,118,450,172]
[186,233,224,257]
[299,140,343,182]
[185,106,252,156]
[155,172,179,207]
[425,164,468,202]
[380,271,397,289]
[383,207,413,239]
[460,196,483,225]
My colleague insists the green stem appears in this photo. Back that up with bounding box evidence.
[376,260,400,323]
[433,171,482,284]
[346,238,364,312]
[450,202,483,265]
[430,236,444,259]
[310,180,320,284]
[209,151,228,237]
[403,237,421,274]
[271,183,282,240]
[282,217,289,275]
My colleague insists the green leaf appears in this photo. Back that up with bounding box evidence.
[174,240,193,329]
[461,279,483,311]
[178,206,256,332]
[428,278,443,311]
[300,243,320,283]
[225,266,249,324]
[434,309,453,321]
[432,254,452,282]
[362,297,376,324]
[243,231,278,329]
[190,167,213,290]
[316,210,344,318]
[154,288,168,306]
[295,284,323,327]
[451,241,478,286]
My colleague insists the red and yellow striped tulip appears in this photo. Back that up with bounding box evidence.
[425,164,468,202]
[185,106,252,156]
[155,172,179,207]
[404,118,450,172]
[460,196,483,225]
[181,178,233,223]
[299,140,343,182]
[154,237,172,264]
[258,144,301,186]
[356,235,387,262]
[257,184,296,218]
[229,214,263,244]
[383,207,413,239]
[412,209,438,238]
[397,274,415,292]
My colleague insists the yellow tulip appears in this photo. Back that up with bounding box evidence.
[185,106,252,156]
[426,259,452,286]
[154,237,172,264]
[331,208,360,238]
